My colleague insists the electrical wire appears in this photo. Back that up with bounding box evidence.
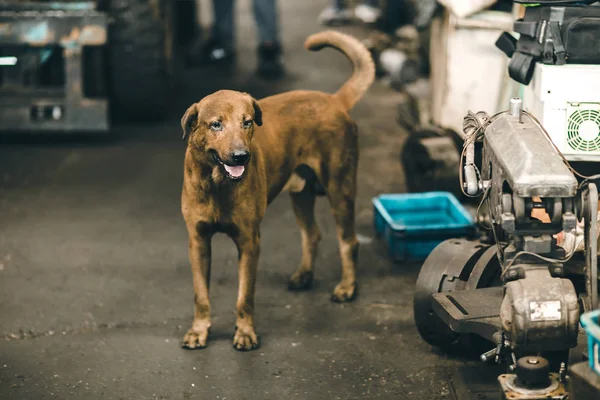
[458,111,507,198]
[501,247,577,280]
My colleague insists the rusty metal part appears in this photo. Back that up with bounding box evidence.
[499,373,567,400]
[500,267,579,353]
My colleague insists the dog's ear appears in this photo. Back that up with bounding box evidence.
[181,104,198,140]
[251,98,263,127]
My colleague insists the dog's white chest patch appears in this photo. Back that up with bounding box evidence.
[282,173,307,193]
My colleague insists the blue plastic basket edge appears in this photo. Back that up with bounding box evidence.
[581,309,600,338]
[372,192,475,232]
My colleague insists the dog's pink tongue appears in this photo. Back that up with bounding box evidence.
[225,165,245,178]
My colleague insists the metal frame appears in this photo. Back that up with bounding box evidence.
[418,98,600,377]
[0,1,108,132]
[582,182,599,311]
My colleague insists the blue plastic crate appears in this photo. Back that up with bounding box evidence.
[581,310,600,375]
[372,192,475,262]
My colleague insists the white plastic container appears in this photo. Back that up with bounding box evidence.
[429,8,519,135]
[437,0,498,19]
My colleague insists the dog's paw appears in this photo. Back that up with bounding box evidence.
[232,326,260,351]
[288,270,314,291]
[182,328,209,350]
[331,282,357,303]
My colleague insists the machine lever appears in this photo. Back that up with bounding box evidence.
[480,347,498,363]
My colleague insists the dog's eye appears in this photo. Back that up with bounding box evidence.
[243,120,253,129]
[210,121,223,131]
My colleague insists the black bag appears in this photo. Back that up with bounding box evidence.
[514,1,597,4]
[496,1,600,85]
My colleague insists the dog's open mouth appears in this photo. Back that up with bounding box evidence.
[222,163,245,180]
[211,151,246,180]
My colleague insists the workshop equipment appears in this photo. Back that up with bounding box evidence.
[0,0,180,133]
[522,63,600,162]
[498,356,568,399]
[414,97,600,399]
[495,2,600,164]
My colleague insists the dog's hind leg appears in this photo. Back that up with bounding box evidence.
[326,155,359,303]
[288,187,322,291]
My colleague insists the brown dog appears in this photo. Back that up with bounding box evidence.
[180,30,375,351]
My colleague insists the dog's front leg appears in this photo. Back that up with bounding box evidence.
[232,228,260,351]
[182,232,212,349]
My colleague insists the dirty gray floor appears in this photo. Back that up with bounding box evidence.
[0,1,491,399]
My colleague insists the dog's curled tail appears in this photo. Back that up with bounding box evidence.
[305,30,375,111]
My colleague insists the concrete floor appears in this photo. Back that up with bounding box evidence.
[0,1,491,399]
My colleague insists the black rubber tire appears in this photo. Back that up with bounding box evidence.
[414,239,489,348]
[107,0,174,122]
[413,270,460,348]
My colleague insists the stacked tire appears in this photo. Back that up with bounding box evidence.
[106,0,176,122]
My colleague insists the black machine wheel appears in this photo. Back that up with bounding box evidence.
[106,0,176,122]
[414,239,501,349]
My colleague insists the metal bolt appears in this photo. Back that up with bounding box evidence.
[559,362,567,383]
[509,98,523,122]
[554,268,561,275]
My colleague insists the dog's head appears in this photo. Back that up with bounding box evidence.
[181,90,262,181]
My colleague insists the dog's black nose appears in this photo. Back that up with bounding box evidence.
[231,150,250,165]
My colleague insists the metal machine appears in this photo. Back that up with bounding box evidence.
[522,63,600,162]
[0,0,193,133]
[414,97,599,399]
